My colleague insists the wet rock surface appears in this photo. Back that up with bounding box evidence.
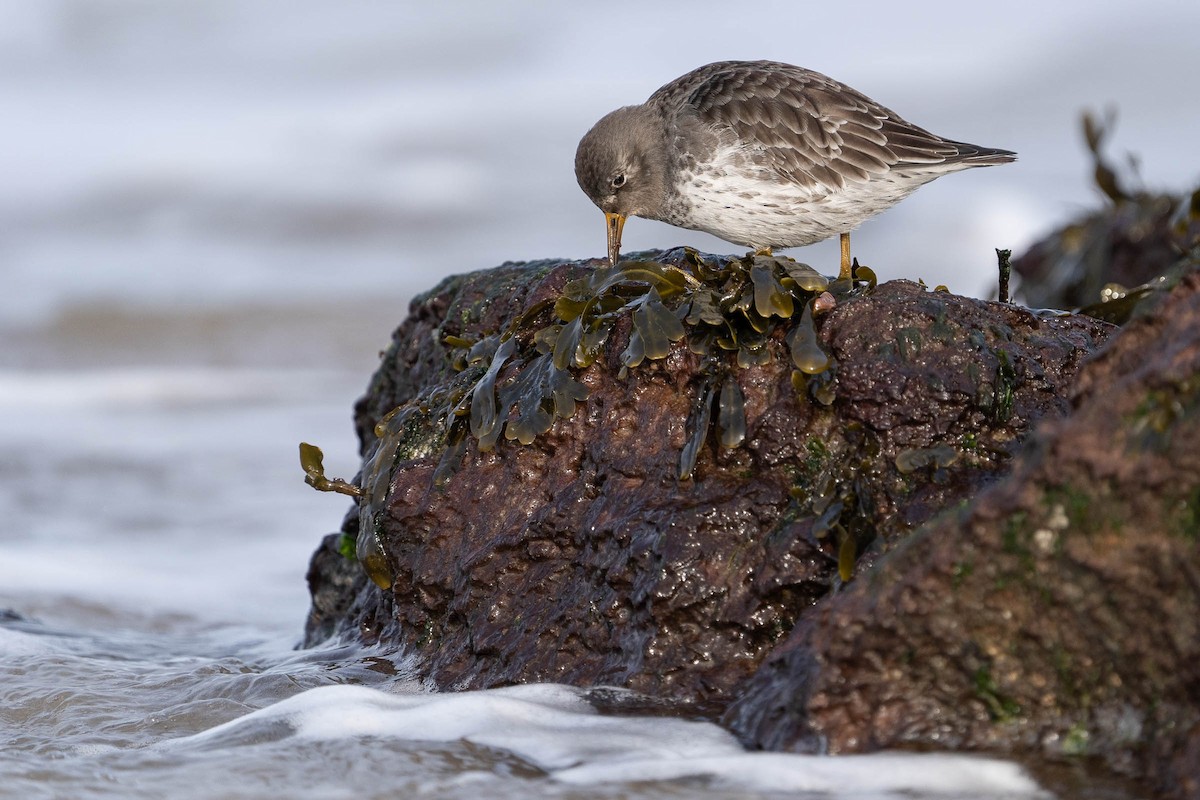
[724,269,1200,799]
[304,248,1115,714]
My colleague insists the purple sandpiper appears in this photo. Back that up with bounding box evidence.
[575,60,1016,278]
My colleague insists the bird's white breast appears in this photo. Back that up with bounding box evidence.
[663,143,937,250]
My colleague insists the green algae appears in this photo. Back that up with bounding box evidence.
[991,348,1018,423]
[1169,488,1200,540]
[974,664,1022,721]
[1044,485,1099,534]
[802,437,829,477]
[1000,512,1033,559]
[951,558,974,588]
[1062,722,1091,756]
[994,511,1033,592]
[895,327,923,363]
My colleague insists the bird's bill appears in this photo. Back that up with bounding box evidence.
[605,212,626,267]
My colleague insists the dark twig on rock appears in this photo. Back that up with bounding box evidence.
[996,248,1012,303]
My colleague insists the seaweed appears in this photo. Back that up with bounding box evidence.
[679,371,717,481]
[717,376,747,449]
[470,337,517,450]
[301,251,875,583]
[450,250,863,479]
[299,442,363,498]
[787,298,831,374]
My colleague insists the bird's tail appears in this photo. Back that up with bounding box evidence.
[952,142,1018,166]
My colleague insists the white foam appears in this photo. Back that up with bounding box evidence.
[173,683,1045,797]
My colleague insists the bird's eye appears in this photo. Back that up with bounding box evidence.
[611,174,626,189]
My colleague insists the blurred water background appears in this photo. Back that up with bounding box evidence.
[1,1,1196,797]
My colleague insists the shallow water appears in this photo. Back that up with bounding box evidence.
[1,615,1051,800]
[3,2,1191,798]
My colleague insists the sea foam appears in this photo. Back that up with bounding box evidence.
[171,683,1046,797]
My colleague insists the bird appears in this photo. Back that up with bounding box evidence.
[574,60,1016,280]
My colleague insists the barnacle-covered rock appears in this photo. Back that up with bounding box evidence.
[302,248,1113,713]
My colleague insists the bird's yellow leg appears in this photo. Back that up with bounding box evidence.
[839,233,852,281]
[754,247,774,257]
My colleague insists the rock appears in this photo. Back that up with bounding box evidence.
[723,269,1200,799]
[303,248,1114,716]
[1011,188,1195,313]
[1009,111,1199,315]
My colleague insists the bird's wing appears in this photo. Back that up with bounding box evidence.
[649,61,965,193]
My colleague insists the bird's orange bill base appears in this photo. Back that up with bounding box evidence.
[605,212,626,266]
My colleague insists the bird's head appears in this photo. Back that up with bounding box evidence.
[574,105,668,266]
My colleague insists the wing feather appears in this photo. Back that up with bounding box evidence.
[648,61,999,195]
